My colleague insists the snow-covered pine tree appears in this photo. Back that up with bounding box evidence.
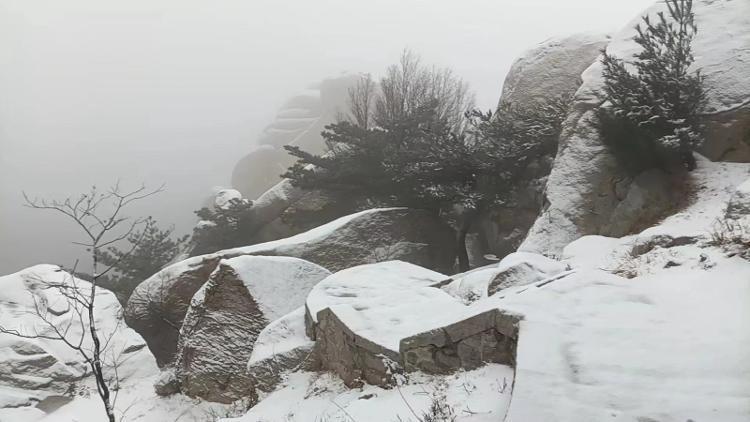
[598,0,705,173]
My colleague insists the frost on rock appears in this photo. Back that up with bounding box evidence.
[174,256,330,403]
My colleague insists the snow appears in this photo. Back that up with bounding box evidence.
[249,306,311,366]
[223,207,404,256]
[136,208,401,301]
[213,188,248,209]
[444,252,568,302]
[222,255,330,322]
[305,261,466,352]
[521,0,750,255]
[0,265,237,422]
[494,251,750,422]
[240,155,750,422]
[222,364,514,422]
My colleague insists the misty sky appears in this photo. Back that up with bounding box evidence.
[0,0,655,274]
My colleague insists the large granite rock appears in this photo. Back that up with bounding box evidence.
[126,208,457,366]
[522,0,750,255]
[173,256,329,403]
[231,75,358,198]
[476,34,609,262]
[0,265,152,413]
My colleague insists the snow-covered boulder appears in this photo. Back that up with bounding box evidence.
[171,256,329,403]
[0,265,152,415]
[231,75,358,198]
[726,178,750,219]
[522,0,750,256]
[246,307,315,393]
[477,34,609,262]
[306,261,458,386]
[445,252,568,303]
[126,208,456,366]
[498,33,610,110]
[305,261,523,387]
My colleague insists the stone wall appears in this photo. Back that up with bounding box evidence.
[313,308,401,387]
[400,309,520,375]
[313,306,521,388]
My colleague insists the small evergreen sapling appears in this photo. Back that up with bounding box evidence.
[598,0,705,173]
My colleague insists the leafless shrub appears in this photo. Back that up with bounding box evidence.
[707,217,750,259]
[0,182,162,422]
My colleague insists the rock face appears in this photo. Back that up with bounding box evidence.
[0,265,151,412]
[126,208,456,366]
[173,256,330,403]
[231,75,358,199]
[476,34,609,262]
[522,0,750,255]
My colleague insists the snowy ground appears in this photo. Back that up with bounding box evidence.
[224,365,514,422]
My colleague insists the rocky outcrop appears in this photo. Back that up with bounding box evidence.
[126,208,456,366]
[522,0,750,255]
[476,34,609,262]
[173,256,329,403]
[231,75,358,198]
[0,265,152,412]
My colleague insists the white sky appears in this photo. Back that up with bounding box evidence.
[0,0,655,274]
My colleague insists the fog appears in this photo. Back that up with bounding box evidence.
[0,0,654,274]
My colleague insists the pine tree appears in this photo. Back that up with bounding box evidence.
[98,217,188,303]
[283,53,569,270]
[190,197,257,256]
[598,0,705,173]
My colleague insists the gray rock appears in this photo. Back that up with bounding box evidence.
[126,208,456,367]
[478,34,609,260]
[174,256,330,403]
